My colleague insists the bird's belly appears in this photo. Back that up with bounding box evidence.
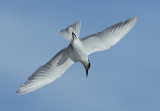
[73,48,88,63]
[72,39,88,62]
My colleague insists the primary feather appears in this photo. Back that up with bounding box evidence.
[81,17,138,55]
[16,17,138,94]
[16,45,76,94]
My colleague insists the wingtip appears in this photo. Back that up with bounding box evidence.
[15,89,30,95]
[15,88,25,95]
[132,16,139,21]
[127,16,138,25]
[15,90,22,95]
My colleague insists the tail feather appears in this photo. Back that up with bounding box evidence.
[60,21,81,42]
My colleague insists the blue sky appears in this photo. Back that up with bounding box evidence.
[0,0,160,111]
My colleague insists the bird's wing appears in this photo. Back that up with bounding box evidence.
[81,17,138,55]
[16,45,77,94]
[60,21,81,42]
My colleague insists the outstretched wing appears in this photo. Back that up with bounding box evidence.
[81,17,138,55]
[60,21,81,42]
[16,45,76,94]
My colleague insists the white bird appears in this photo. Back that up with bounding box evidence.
[16,17,138,94]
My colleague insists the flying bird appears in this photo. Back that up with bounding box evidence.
[16,17,138,94]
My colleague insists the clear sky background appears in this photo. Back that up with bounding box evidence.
[0,0,160,111]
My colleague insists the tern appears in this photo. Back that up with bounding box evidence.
[16,17,138,94]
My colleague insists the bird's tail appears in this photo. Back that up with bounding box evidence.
[60,21,81,42]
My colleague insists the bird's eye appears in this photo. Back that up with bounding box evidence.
[72,32,76,38]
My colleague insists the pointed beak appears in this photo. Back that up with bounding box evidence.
[86,69,88,77]
[82,60,91,77]
[85,60,90,77]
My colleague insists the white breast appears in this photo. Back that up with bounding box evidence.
[71,38,88,63]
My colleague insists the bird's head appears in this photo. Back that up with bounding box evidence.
[84,60,91,77]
